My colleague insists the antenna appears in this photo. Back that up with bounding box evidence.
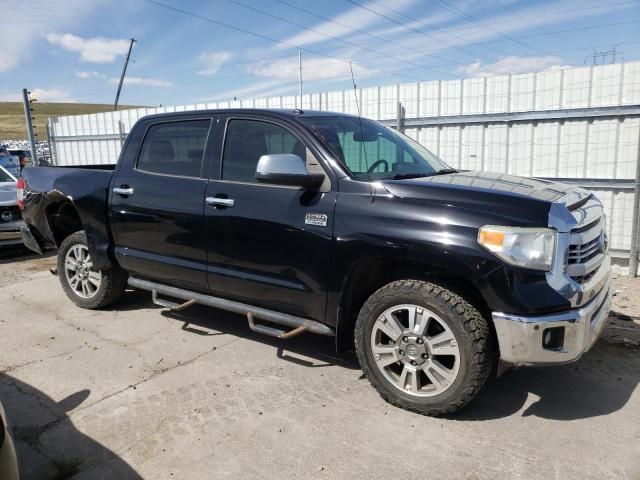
[349,61,374,203]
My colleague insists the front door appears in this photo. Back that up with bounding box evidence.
[205,116,336,321]
[109,117,214,292]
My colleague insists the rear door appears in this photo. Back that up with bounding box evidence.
[204,115,336,321]
[109,116,214,292]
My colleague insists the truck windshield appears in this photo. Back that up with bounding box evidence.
[301,116,452,181]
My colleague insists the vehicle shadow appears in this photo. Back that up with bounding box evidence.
[455,321,640,421]
[114,290,638,421]
[0,374,142,479]
[154,298,360,371]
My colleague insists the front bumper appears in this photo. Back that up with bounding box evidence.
[0,229,23,246]
[492,276,611,366]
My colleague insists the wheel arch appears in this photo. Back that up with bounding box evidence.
[335,256,495,353]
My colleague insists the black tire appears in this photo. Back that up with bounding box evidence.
[355,280,493,416]
[57,230,127,309]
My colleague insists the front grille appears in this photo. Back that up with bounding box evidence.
[567,215,606,285]
[0,206,20,223]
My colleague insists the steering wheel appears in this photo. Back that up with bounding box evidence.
[367,159,389,173]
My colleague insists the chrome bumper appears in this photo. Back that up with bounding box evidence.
[492,277,611,366]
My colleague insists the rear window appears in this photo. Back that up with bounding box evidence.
[137,120,211,178]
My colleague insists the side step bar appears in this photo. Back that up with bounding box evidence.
[128,277,335,337]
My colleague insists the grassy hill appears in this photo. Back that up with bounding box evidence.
[0,102,138,139]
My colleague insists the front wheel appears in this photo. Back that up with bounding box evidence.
[57,231,127,309]
[355,280,493,416]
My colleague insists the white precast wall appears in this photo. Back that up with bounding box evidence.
[49,61,640,257]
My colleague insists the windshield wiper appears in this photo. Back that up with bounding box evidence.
[390,169,457,180]
[389,172,432,180]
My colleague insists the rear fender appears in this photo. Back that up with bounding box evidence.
[21,168,115,270]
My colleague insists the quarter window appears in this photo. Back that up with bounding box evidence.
[222,119,307,183]
[137,120,211,178]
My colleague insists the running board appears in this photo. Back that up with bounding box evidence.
[128,277,334,337]
[152,291,196,311]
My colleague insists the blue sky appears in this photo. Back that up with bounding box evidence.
[1,0,639,106]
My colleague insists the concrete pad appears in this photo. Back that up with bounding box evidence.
[0,274,638,480]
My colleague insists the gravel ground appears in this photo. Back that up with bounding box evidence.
[0,246,56,288]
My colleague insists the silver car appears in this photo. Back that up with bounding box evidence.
[0,166,23,246]
[0,400,20,480]
[0,147,20,178]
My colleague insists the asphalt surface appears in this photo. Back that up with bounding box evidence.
[0,255,639,479]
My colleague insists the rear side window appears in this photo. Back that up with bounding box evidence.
[222,119,306,183]
[137,120,211,178]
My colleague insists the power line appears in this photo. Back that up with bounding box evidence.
[132,13,639,82]
[141,0,455,83]
[58,34,640,105]
[224,0,466,77]
[426,0,543,54]
[418,0,639,36]
[274,0,495,63]
[354,0,502,61]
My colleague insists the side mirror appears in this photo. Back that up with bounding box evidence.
[255,154,324,188]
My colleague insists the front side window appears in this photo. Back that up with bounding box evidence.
[222,119,307,183]
[137,120,211,178]
[301,116,450,181]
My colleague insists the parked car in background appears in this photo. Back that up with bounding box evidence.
[0,147,20,178]
[0,166,23,246]
[0,400,20,480]
[19,109,611,416]
[8,150,32,170]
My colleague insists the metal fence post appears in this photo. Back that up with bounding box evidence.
[22,88,38,166]
[629,123,640,277]
[396,102,405,133]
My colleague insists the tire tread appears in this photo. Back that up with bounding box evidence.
[354,279,492,416]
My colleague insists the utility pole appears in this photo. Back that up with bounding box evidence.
[298,50,303,109]
[22,88,38,166]
[114,38,136,111]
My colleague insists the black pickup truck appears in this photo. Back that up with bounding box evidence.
[19,109,611,415]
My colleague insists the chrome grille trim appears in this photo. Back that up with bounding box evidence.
[567,216,606,282]
[547,188,610,308]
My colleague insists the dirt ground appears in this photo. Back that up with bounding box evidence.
[0,249,639,479]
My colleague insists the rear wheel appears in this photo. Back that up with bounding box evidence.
[57,231,127,309]
[355,280,492,416]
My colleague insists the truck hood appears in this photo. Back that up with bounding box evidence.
[0,182,17,207]
[381,171,587,226]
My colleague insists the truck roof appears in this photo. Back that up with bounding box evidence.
[140,108,359,122]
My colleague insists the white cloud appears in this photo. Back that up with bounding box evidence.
[46,33,130,63]
[455,56,569,78]
[248,56,374,82]
[197,51,233,76]
[280,0,418,48]
[75,70,106,79]
[198,80,296,103]
[0,0,102,72]
[109,77,173,87]
[0,88,76,103]
[31,88,77,102]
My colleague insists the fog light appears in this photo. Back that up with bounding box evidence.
[542,327,565,350]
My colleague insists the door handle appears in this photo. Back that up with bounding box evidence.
[206,197,234,207]
[113,186,134,196]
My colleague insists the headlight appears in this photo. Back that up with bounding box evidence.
[478,226,556,271]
